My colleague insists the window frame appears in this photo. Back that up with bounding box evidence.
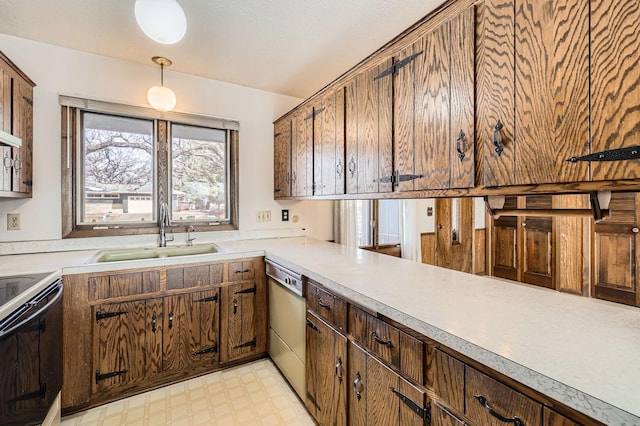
[358,200,401,251]
[61,96,239,238]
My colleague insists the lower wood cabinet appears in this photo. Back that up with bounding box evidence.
[62,257,267,414]
[305,311,347,425]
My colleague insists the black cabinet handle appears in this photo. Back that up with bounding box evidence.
[474,395,525,426]
[234,268,250,274]
[233,298,238,314]
[168,311,174,329]
[456,129,466,161]
[335,357,344,383]
[317,299,331,310]
[371,331,393,347]
[151,313,157,333]
[336,160,344,178]
[353,372,363,400]
[493,120,504,156]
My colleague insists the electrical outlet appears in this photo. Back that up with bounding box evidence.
[7,213,20,230]
[282,209,289,221]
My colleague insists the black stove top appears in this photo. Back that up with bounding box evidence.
[0,272,54,307]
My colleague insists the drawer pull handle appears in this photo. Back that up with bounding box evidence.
[353,372,363,400]
[168,311,174,329]
[456,129,466,161]
[234,268,250,274]
[335,357,343,383]
[474,395,525,426]
[151,313,157,332]
[318,299,331,310]
[371,331,393,347]
[493,120,504,156]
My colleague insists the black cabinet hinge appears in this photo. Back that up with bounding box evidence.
[304,107,326,121]
[274,132,282,137]
[568,145,640,163]
[10,384,46,403]
[194,294,219,303]
[234,337,257,349]
[95,369,128,383]
[23,180,32,186]
[194,344,218,355]
[234,285,256,295]
[96,310,128,323]
[374,50,424,80]
[375,171,424,187]
[306,318,320,333]
[390,387,430,422]
[22,96,33,106]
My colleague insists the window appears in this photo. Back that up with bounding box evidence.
[356,199,401,249]
[61,96,238,238]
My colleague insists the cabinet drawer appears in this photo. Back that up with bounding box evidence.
[89,271,159,300]
[228,260,255,281]
[307,281,347,331]
[167,265,215,290]
[465,367,542,426]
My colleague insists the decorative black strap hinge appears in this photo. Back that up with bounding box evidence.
[568,145,640,163]
[95,369,128,383]
[11,384,46,402]
[194,294,219,303]
[306,318,320,333]
[375,171,424,187]
[274,188,281,193]
[390,387,430,422]
[234,285,256,295]
[96,310,128,323]
[274,132,282,137]
[374,50,424,80]
[234,337,257,349]
[304,107,326,121]
[194,344,218,355]
[23,96,33,106]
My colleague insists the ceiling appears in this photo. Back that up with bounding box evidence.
[0,0,445,99]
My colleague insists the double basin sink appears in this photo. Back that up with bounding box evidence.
[89,243,221,263]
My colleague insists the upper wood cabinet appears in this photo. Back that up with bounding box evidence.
[590,2,640,180]
[273,116,292,198]
[291,106,314,197]
[345,59,394,194]
[0,51,35,197]
[312,87,345,196]
[476,0,589,186]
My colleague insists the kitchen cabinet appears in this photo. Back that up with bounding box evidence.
[348,342,428,426]
[62,257,267,414]
[305,312,347,425]
[291,106,314,197]
[313,87,345,196]
[273,115,292,198]
[0,51,35,197]
[590,1,640,180]
[476,0,589,186]
[345,59,393,194]
[221,278,268,363]
[544,407,581,426]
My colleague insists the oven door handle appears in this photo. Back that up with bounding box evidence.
[0,279,63,339]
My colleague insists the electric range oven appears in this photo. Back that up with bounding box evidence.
[0,272,63,426]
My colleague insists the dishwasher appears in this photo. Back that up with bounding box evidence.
[265,258,306,400]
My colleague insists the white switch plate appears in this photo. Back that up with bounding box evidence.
[7,213,20,230]
[256,210,272,222]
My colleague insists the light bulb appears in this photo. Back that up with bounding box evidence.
[135,0,187,44]
[147,85,177,112]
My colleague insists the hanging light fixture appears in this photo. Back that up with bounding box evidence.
[135,0,187,45]
[147,56,177,112]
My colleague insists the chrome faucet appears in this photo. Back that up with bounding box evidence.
[187,225,196,246]
[159,202,174,247]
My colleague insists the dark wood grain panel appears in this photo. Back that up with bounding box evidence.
[399,331,424,385]
[309,281,348,332]
[466,367,542,426]
[515,0,589,184]
[314,88,344,196]
[292,107,313,196]
[522,216,554,289]
[553,194,589,295]
[183,265,210,288]
[367,354,400,426]
[15,319,39,412]
[378,60,394,194]
[449,7,475,189]
[142,270,160,293]
[367,314,401,366]
[398,377,427,426]
[305,312,321,420]
[394,41,418,192]
[209,263,224,285]
[591,1,640,180]
[345,77,359,194]
[88,275,110,300]
[432,401,466,425]
[414,22,451,190]
[166,267,184,290]
[117,301,146,385]
[145,298,163,378]
[544,407,581,426]
[476,0,515,186]
[348,304,369,345]
[162,294,185,371]
[273,117,292,198]
[492,216,518,280]
[421,232,436,265]
[109,273,143,298]
[348,342,368,425]
[192,289,219,366]
[434,349,465,413]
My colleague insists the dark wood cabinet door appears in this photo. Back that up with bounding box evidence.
[414,21,451,191]
[292,107,313,196]
[476,0,515,187]
[449,7,475,189]
[221,280,265,363]
[593,193,640,307]
[313,88,345,196]
[435,198,474,273]
[515,0,589,184]
[345,59,393,194]
[93,301,147,393]
[492,216,518,281]
[348,342,368,425]
[591,1,640,180]
[11,80,33,194]
[274,116,292,198]
[521,196,554,289]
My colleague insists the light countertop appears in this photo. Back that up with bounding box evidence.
[1,237,638,424]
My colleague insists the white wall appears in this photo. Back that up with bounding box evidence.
[0,34,334,248]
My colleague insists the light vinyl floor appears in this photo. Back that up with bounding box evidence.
[61,359,314,426]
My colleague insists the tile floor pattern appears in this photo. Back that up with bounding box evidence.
[61,359,314,426]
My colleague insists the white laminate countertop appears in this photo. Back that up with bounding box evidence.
[1,237,638,424]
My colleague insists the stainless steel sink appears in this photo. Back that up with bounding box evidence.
[89,243,221,263]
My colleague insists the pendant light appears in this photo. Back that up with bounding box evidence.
[135,0,187,45]
[147,57,177,112]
